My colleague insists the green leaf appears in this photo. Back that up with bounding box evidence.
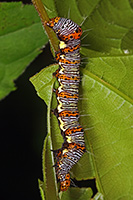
[38,179,46,200]
[0,2,48,99]
[30,64,58,106]
[60,188,93,200]
[30,0,133,200]
[30,64,60,200]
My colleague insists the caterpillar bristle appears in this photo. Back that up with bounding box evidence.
[81,33,89,41]
[80,16,88,26]
[82,28,93,33]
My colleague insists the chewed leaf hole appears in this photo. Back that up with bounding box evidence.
[71,178,97,197]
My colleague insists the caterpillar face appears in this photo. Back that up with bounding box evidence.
[46,17,61,29]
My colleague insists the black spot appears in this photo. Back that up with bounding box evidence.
[75,28,79,33]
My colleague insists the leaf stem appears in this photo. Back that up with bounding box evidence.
[32,0,59,53]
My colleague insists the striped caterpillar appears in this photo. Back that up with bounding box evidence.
[46,17,86,191]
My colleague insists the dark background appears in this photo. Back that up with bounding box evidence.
[0,1,53,199]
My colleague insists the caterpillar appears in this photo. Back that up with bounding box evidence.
[45,17,86,191]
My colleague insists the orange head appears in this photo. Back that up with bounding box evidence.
[45,17,60,28]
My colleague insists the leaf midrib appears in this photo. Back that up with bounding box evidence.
[81,67,133,104]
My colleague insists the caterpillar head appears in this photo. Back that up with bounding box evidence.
[46,17,82,41]
[45,17,61,28]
